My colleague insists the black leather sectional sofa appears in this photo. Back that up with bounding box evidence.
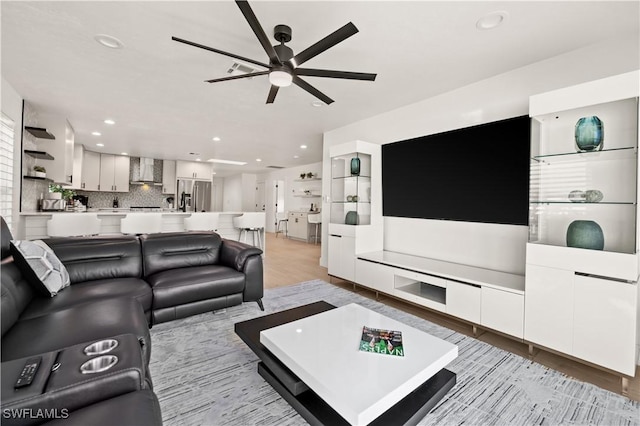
[1,217,264,425]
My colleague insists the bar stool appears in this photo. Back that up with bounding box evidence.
[120,213,162,235]
[47,213,101,237]
[275,212,288,238]
[307,213,322,244]
[184,212,219,232]
[232,212,266,250]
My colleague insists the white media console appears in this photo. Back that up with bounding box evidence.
[354,251,525,339]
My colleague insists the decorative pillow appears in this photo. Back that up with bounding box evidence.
[10,239,70,297]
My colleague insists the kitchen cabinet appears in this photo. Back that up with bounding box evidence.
[70,144,83,190]
[99,154,130,192]
[287,211,309,240]
[176,160,212,180]
[162,160,176,194]
[81,149,101,191]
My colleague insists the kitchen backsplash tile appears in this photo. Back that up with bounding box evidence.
[75,185,171,209]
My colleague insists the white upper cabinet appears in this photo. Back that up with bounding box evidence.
[99,154,130,193]
[176,160,212,180]
[162,160,176,194]
[81,149,101,191]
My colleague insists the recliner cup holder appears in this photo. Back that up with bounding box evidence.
[83,339,119,356]
[80,355,118,374]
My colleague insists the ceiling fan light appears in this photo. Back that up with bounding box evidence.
[269,70,293,87]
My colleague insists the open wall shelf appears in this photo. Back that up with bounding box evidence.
[23,175,53,182]
[24,126,55,139]
[24,150,54,160]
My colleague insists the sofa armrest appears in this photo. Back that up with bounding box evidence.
[220,239,262,272]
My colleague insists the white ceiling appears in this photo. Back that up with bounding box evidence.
[2,1,639,177]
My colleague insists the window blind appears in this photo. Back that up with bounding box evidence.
[0,113,15,230]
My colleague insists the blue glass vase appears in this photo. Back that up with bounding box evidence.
[350,157,360,176]
[575,116,604,152]
[566,220,604,250]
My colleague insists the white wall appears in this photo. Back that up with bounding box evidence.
[322,35,640,274]
[1,77,24,237]
[241,173,257,211]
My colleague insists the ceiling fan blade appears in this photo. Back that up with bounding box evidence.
[266,85,279,104]
[172,36,270,69]
[295,68,376,81]
[291,22,358,67]
[235,0,282,65]
[205,70,269,83]
[293,76,334,105]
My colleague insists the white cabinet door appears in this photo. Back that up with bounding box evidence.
[70,144,83,190]
[573,275,637,375]
[328,234,355,281]
[447,281,481,324]
[63,121,74,185]
[113,155,130,193]
[481,287,524,338]
[82,150,101,191]
[99,154,116,191]
[176,160,212,179]
[99,154,130,192]
[287,212,308,240]
[355,259,393,293]
[524,264,574,353]
[162,160,176,194]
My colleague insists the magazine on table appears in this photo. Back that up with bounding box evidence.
[359,326,404,357]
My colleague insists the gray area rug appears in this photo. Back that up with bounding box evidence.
[149,280,639,425]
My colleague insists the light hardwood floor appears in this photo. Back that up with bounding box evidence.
[262,232,639,402]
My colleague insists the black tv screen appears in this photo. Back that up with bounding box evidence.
[382,115,530,225]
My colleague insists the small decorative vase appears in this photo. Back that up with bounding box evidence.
[566,220,604,250]
[585,189,604,203]
[345,211,359,225]
[350,157,360,176]
[568,190,586,202]
[575,116,604,152]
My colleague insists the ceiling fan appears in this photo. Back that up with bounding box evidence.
[172,0,377,105]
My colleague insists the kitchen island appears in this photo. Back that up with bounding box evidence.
[19,211,265,250]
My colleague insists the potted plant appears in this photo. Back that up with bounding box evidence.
[300,173,306,179]
[32,165,46,178]
[48,184,76,202]
[306,172,314,179]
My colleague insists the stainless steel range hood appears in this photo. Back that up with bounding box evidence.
[130,157,162,185]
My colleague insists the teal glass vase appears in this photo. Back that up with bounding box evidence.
[350,157,360,176]
[575,116,604,152]
[566,220,604,250]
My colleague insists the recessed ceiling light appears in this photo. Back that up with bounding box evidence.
[256,158,262,162]
[212,172,217,175]
[300,145,307,149]
[207,158,248,165]
[94,34,124,49]
[104,119,115,125]
[196,158,202,162]
[311,101,323,107]
[294,155,299,159]
[212,137,221,142]
[476,11,509,30]
[92,131,101,136]
[96,143,104,147]
[121,152,128,155]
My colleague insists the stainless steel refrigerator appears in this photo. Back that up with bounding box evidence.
[177,179,212,212]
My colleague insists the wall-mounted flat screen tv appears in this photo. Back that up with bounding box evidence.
[382,115,530,226]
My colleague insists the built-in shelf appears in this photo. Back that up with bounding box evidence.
[24,150,54,160]
[24,126,55,139]
[395,281,447,306]
[294,178,321,182]
[294,194,321,198]
[23,175,53,182]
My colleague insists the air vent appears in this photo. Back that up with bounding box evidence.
[227,61,258,76]
[267,165,285,169]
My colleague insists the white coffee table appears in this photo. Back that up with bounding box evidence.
[260,303,458,425]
